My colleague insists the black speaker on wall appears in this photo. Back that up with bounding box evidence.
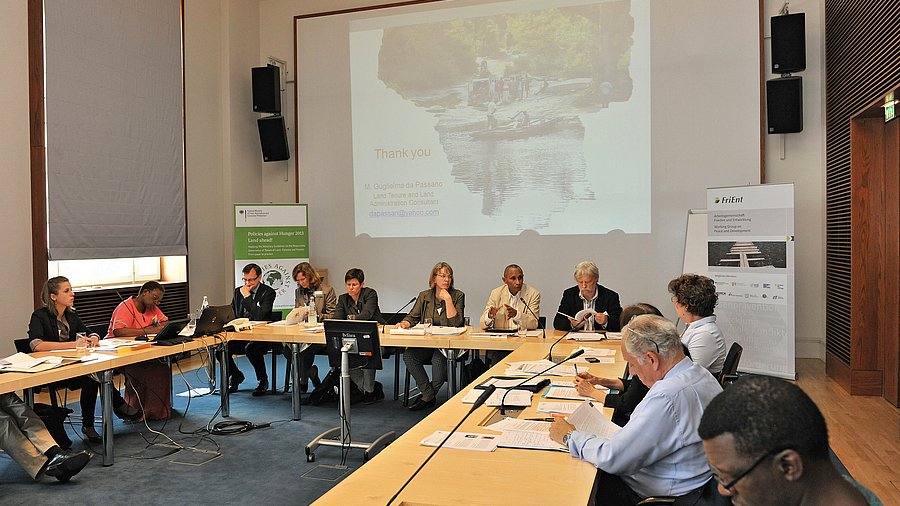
[771,13,806,74]
[257,115,290,162]
[766,76,803,134]
[252,65,281,114]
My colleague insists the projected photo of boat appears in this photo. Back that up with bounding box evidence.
[470,116,562,140]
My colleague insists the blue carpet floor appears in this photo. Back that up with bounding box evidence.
[0,353,429,505]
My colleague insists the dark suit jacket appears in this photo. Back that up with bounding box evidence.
[28,307,91,348]
[403,288,465,327]
[231,283,277,321]
[333,287,384,323]
[604,365,650,427]
[553,284,623,332]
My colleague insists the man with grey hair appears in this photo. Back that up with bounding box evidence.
[550,315,723,505]
[553,261,622,332]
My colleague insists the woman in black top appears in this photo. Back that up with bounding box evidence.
[28,276,140,442]
[573,303,661,427]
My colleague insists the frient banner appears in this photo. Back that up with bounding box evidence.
[706,184,795,379]
[234,204,309,310]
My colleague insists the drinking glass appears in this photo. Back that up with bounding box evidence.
[75,332,88,354]
[423,317,433,335]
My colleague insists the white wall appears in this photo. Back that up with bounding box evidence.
[0,2,36,355]
[257,0,828,359]
[763,0,826,359]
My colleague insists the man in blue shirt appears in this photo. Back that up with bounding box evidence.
[550,314,722,504]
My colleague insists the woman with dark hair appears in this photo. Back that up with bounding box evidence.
[291,262,336,392]
[668,274,726,375]
[333,268,385,403]
[573,303,662,427]
[107,281,172,420]
[28,276,140,442]
[399,262,465,411]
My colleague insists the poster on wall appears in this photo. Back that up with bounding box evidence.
[233,204,309,309]
[707,184,795,379]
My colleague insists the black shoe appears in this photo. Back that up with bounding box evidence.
[113,401,142,421]
[251,380,268,396]
[408,397,436,411]
[229,369,245,393]
[374,382,385,401]
[361,391,376,405]
[310,365,321,388]
[81,426,101,443]
[297,380,307,393]
[44,451,91,482]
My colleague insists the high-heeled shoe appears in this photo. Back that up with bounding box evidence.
[81,426,101,443]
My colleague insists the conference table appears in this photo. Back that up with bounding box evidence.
[0,334,224,466]
[312,338,625,505]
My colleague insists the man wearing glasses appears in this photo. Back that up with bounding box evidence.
[698,375,881,505]
[227,263,277,395]
[549,315,723,505]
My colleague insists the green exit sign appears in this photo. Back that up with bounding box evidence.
[886,92,896,123]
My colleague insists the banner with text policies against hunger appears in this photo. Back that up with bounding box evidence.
[234,204,309,309]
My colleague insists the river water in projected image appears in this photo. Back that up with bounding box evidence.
[436,119,592,230]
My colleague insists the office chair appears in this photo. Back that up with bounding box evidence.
[718,342,743,386]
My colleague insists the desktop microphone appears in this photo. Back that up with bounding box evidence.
[547,316,590,363]
[387,385,497,506]
[499,349,585,415]
[382,297,416,332]
[115,290,151,341]
[519,297,545,339]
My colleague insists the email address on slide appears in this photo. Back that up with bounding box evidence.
[369,209,439,218]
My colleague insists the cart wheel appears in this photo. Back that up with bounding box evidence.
[307,453,315,463]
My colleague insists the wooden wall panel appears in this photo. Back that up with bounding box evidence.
[884,118,900,405]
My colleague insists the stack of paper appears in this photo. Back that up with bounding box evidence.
[461,388,533,407]
[0,353,79,373]
[542,385,598,401]
[389,327,425,335]
[536,401,582,414]
[496,430,567,451]
[566,333,607,342]
[505,360,577,377]
[420,431,498,452]
[568,401,621,440]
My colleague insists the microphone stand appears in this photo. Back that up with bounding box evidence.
[386,385,496,506]
[382,297,416,333]
[499,349,585,415]
[547,316,590,363]
[519,297,545,339]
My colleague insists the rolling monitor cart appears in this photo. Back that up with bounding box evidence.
[306,319,395,464]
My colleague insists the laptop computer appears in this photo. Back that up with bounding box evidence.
[152,320,190,345]
[192,305,235,337]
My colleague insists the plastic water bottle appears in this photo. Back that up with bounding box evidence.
[307,300,317,325]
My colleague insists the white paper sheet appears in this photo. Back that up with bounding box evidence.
[480,377,547,389]
[461,388,533,407]
[567,401,621,439]
[485,417,552,433]
[543,386,597,401]
[536,401,582,414]
[496,430,567,451]
[419,431,498,452]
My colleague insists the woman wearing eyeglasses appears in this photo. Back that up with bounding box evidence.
[573,303,661,426]
[399,262,465,411]
[290,262,336,393]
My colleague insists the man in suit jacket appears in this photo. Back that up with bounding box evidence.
[227,263,277,395]
[480,264,541,331]
[553,261,623,332]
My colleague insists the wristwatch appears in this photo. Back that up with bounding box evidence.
[562,430,574,446]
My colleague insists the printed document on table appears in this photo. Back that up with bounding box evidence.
[461,388,533,407]
[543,386,596,401]
[568,401,621,439]
[480,377,547,389]
[266,320,300,327]
[389,327,425,335]
[566,334,606,342]
[485,417,551,434]
[420,431,498,452]
[496,430,567,452]
[537,401,582,414]
[505,360,576,376]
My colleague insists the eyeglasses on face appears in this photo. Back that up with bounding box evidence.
[242,275,260,283]
[713,447,786,490]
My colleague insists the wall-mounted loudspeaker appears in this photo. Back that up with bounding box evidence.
[766,76,803,134]
[771,13,805,74]
[257,115,290,161]
[252,65,281,114]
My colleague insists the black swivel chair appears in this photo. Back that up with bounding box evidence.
[718,342,743,387]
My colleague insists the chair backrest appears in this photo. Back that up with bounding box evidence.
[14,338,31,353]
[719,342,743,385]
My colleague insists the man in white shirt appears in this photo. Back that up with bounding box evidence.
[480,264,540,331]
[550,315,722,505]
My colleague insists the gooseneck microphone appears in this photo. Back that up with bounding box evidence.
[115,290,150,341]
[382,297,417,332]
[387,385,497,506]
[499,349,585,415]
[547,316,590,363]
[519,297,545,339]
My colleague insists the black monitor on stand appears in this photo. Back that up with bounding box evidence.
[324,319,382,371]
